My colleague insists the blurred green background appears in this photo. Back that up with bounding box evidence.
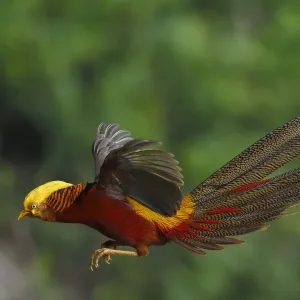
[1,0,300,299]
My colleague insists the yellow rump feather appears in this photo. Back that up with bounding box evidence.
[127,195,195,233]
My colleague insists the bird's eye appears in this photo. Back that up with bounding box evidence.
[31,204,36,209]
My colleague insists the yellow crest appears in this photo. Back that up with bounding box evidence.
[23,181,73,209]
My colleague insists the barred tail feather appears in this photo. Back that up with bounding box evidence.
[191,116,300,201]
[173,117,300,255]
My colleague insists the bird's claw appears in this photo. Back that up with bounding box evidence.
[90,248,112,271]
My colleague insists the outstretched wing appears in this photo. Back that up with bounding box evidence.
[92,123,184,216]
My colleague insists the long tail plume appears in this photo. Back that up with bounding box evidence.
[173,116,300,255]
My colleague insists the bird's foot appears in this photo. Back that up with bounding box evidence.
[89,248,138,271]
[90,248,111,270]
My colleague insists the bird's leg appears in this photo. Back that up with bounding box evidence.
[101,240,118,249]
[90,245,148,271]
[91,249,137,270]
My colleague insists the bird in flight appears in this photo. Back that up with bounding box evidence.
[18,117,300,271]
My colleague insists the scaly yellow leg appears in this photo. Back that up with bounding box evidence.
[90,248,138,271]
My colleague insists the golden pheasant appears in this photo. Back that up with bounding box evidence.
[18,117,300,270]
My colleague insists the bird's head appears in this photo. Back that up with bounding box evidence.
[18,181,73,222]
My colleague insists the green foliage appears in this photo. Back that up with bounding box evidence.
[1,0,300,299]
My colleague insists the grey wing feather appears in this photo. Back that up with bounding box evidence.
[92,123,134,180]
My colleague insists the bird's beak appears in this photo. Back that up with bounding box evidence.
[17,210,31,220]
